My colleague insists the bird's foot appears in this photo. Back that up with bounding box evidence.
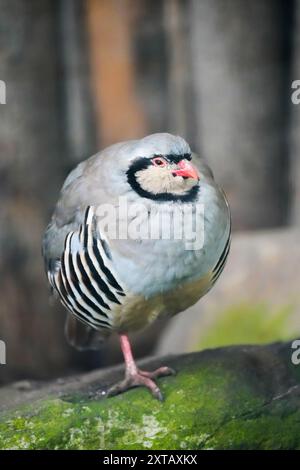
[106,366,176,401]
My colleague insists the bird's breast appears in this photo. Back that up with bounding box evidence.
[111,188,229,299]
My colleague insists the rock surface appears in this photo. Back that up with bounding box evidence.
[1,341,300,450]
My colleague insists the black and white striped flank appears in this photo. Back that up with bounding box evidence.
[211,223,231,286]
[48,206,125,330]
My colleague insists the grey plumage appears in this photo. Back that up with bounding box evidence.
[42,133,230,350]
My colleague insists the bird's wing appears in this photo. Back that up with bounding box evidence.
[42,148,120,272]
[41,152,116,348]
[48,206,126,329]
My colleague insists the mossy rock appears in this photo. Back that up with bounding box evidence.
[1,341,300,450]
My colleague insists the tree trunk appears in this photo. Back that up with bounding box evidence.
[190,0,292,229]
[59,0,98,164]
[0,0,71,384]
[290,0,300,225]
[85,0,146,147]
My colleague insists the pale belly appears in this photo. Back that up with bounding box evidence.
[112,272,213,332]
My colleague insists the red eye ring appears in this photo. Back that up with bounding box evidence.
[152,156,167,167]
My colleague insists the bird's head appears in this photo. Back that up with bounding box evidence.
[126,133,199,202]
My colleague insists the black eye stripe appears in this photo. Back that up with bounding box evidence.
[127,156,199,203]
[127,152,193,181]
[130,153,192,170]
[165,153,192,164]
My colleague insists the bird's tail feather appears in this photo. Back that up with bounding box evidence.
[64,314,110,350]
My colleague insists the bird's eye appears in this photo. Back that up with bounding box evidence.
[152,156,167,167]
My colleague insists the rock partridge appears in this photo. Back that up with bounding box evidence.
[42,133,231,400]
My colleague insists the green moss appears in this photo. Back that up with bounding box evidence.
[0,362,231,450]
[196,303,294,350]
[1,343,300,450]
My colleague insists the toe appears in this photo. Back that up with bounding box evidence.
[139,366,176,379]
[137,375,164,401]
[156,366,176,377]
[106,379,131,397]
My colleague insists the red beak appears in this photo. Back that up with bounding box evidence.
[172,160,199,180]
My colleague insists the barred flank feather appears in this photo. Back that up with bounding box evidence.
[211,221,231,285]
[49,206,125,330]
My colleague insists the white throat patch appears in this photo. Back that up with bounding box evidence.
[135,165,197,195]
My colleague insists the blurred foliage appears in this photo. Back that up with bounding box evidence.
[196,303,295,350]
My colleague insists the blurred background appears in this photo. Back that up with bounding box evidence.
[1,0,300,386]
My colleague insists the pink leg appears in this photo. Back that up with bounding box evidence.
[120,334,138,376]
[106,334,176,401]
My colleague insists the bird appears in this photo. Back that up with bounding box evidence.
[42,133,231,401]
